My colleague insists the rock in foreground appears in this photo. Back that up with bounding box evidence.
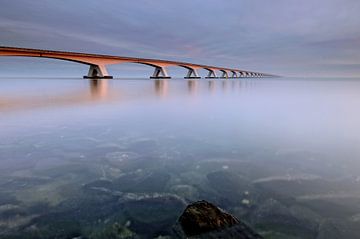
[175,200,263,239]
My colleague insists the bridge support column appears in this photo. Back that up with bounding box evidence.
[220,70,229,79]
[150,66,171,79]
[231,71,238,78]
[205,69,218,79]
[84,64,113,79]
[184,68,201,79]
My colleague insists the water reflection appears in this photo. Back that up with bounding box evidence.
[0,78,258,112]
[0,79,117,112]
[187,80,198,95]
[231,80,238,91]
[154,79,169,98]
[89,79,109,100]
[208,80,215,93]
[222,80,228,92]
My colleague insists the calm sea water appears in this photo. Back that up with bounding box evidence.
[1,78,360,238]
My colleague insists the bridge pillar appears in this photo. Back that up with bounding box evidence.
[84,64,113,79]
[184,68,201,79]
[220,70,229,79]
[150,66,171,79]
[231,71,238,78]
[205,69,218,78]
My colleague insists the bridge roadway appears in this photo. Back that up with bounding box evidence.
[0,46,275,79]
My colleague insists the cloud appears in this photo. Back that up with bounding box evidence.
[0,0,359,77]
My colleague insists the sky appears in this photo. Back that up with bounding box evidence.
[0,0,359,77]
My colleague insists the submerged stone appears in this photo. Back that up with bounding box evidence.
[123,195,186,237]
[112,171,171,193]
[206,171,253,206]
[170,184,199,201]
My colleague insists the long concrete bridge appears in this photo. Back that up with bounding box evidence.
[0,46,275,79]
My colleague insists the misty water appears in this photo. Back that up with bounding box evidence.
[1,77,360,239]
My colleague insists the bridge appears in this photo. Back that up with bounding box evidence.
[0,46,275,79]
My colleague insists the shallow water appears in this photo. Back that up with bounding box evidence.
[1,77,360,238]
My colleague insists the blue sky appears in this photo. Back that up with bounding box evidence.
[0,0,359,77]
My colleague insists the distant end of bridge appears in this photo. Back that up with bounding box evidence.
[0,46,278,79]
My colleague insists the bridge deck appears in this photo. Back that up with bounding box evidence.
[0,46,273,78]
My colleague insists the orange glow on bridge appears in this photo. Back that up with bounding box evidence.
[0,46,276,79]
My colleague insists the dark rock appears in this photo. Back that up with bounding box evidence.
[179,200,239,236]
[176,200,263,238]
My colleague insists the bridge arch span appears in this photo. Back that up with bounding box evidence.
[219,69,230,78]
[0,46,272,79]
[230,70,238,78]
[203,68,218,78]
[0,51,125,78]
[177,65,201,79]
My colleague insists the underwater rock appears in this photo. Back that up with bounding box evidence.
[130,171,171,193]
[111,171,171,193]
[83,179,113,190]
[91,222,139,239]
[170,184,199,201]
[127,139,158,154]
[175,200,263,238]
[206,171,253,206]
[123,195,186,237]
[105,151,140,162]
[252,198,320,238]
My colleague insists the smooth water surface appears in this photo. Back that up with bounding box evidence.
[1,78,360,239]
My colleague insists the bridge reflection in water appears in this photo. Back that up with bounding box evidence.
[154,80,169,98]
[0,78,258,113]
[89,79,109,100]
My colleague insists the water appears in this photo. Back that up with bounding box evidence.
[1,77,360,238]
